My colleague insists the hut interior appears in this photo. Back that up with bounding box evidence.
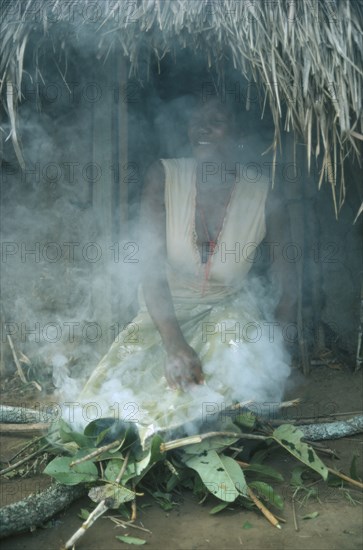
[0,1,362,546]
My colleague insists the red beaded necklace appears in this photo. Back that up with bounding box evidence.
[196,183,236,296]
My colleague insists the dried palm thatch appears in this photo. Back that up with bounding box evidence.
[0,0,362,212]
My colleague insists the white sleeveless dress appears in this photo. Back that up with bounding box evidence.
[79,158,290,444]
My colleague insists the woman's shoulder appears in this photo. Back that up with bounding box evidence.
[160,157,196,170]
[160,158,197,186]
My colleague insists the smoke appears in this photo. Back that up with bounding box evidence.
[1,19,295,444]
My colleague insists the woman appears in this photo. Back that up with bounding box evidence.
[79,97,296,443]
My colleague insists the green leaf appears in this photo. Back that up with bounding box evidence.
[220,455,248,496]
[234,412,257,430]
[152,491,174,511]
[302,511,319,520]
[116,535,146,545]
[104,459,123,482]
[119,436,164,486]
[124,450,152,483]
[123,424,141,451]
[184,450,247,502]
[88,484,135,508]
[84,418,118,437]
[98,451,124,461]
[96,427,113,446]
[83,419,114,446]
[192,474,207,498]
[84,419,138,450]
[150,434,164,463]
[248,481,284,510]
[104,450,153,485]
[59,419,94,448]
[78,508,90,520]
[290,466,310,487]
[249,447,271,464]
[238,496,255,510]
[44,456,99,485]
[272,425,328,480]
[159,501,174,511]
[209,502,229,515]
[244,464,284,481]
[243,521,253,529]
[166,474,180,492]
[118,504,131,520]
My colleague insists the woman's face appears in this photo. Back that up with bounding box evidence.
[188,100,236,160]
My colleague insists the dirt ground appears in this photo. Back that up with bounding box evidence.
[0,365,362,550]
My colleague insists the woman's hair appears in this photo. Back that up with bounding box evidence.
[187,92,242,137]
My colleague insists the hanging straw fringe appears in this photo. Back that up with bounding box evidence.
[0,0,362,205]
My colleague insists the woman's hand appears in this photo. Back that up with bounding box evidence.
[165,342,204,390]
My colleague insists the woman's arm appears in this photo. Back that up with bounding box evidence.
[139,161,204,389]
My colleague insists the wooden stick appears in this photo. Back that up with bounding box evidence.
[247,487,282,529]
[292,496,299,532]
[0,309,5,379]
[0,422,49,434]
[228,398,301,412]
[69,440,122,467]
[130,479,137,521]
[63,499,109,549]
[307,441,339,458]
[273,514,286,524]
[115,449,131,484]
[64,450,132,549]
[236,460,250,468]
[160,431,266,453]
[0,443,50,476]
[327,467,363,490]
[105,516,152,533]
[278,399,301,409]
[29,380,42,392]
[6,334,27,384]
[8,428,58,462]
[131,495,137,521]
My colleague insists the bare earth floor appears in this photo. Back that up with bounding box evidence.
[0,365,362,550]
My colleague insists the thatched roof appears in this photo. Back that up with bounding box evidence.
[1,0,362,212]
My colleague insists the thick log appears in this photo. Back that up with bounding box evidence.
[0,483,86,539]
[299,415,363,441]
[0,423,50,434]
[0,406,56,424]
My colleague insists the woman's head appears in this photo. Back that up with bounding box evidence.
[187,96,241,160]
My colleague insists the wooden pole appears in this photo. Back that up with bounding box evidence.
[117,54,129,237]
[284,134,310,374]
[90,60,114,351]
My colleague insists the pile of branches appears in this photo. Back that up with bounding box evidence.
[1,406,362,546]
